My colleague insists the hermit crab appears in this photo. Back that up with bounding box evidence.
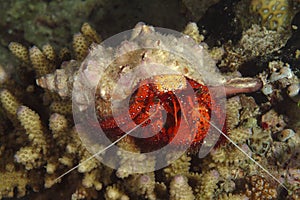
[38,22,263,174]
[34,23,290,191]
[66,22,265,171]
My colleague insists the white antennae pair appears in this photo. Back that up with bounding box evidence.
[54,105,288,192]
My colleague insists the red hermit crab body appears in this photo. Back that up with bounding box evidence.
[97,75,215,152]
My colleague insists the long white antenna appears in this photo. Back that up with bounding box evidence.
[54,110,158,183]
[204,117,288,191]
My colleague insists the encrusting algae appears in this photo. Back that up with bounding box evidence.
[0,4,299,199]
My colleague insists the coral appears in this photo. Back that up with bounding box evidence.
[59,47,72,62]
[218,193,248,200]
[261,109,287,133]
[229,127,252,145]
[0,89,20,117]
[29,46,55,77]
[50,101,72,115]
[73,22,101,62]
[73,33,89,62]
[8,42,30,64]
[182,22,204,44]
[82,169,102,190]
[225,96,242,130]
[77,150,99,174]
[196,169,220,199]
[15,146,44,170]
[14,105,48,169]
[49,113,69,147]
[239,24,287,57]
[0,169,28,199]
[245,175,278,200]
[250,0,292,30]
[125,173,156,200]
[17,106,47,152]
[80,22,102,45]
[260,60,299,105]
[153,182,168,199]
[247,127,272,155]
[225,94,259,144]
[169,175,195,200]
[42,44,57,63]
[209,46,225,61]
[163,152,191,180]
[219,24,290,71]
[210,144,251,167]
[105,184,129,200]
[71,185,98,200]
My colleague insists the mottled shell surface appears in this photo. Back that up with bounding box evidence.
[74,22,225,112]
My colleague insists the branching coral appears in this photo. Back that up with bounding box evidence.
[245,175,278,199]
[0,169,28,199]
[196,169,220,199]
[0,89,20,119]
[8,42,30,65]
[29,46,56,77]
[163,152,191,180]
[105,184,129,200]
[125,173,156,199]
[169,175,195,200]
